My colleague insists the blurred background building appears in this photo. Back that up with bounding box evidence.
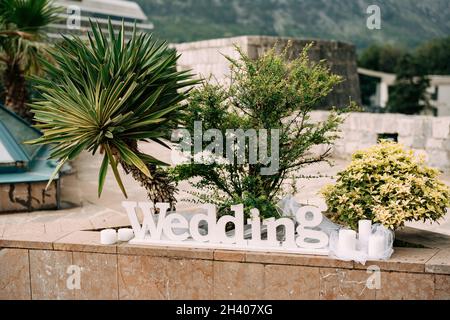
[47,0,154,41]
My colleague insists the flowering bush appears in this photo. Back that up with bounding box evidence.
[322,141,450,230]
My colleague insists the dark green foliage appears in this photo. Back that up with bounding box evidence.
[0,0,60,119]
[415,36,450,75]
[387,55,430,115]
[358,44,406,73]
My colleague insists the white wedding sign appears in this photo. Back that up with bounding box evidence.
[122,201,330,255]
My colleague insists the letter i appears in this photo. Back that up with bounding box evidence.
[248,208,264,246]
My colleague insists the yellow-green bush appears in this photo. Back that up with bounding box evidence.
[321,141,450,230]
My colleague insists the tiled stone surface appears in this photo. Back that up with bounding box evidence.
[245,251,354,269]
[118,255,213,300]
[0,248,31,300]
[396,227,450,249]
[44,219,94,234]
[264,265,320,300]
[118,255,169,300]
[1,183,31,212]
[54,231,116,254]
[354,248,439,273]
[425,249,450,274]
[213,262,264,300]
[375,272,435,300]
[319,268,376,300]
[89,212,130,230]
[29,250,74,300]
[214,250,246,262]
[166,259,213,300]
[30,181,58,211]
[3,223,45,237]
[434,275,450,300]
[0,232,68,250]
[118,243,213,260]
[72,252,118,300]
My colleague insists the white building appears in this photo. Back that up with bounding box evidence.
[48,0,154,41]
[358,67,450,116]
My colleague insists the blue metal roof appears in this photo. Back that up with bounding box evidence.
[0,105,69,183]
[0,105,43,172]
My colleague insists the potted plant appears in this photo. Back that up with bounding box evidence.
[28,21,198,208]
[322,141,450,230]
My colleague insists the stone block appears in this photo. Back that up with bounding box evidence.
[354,248,438,273]
[434,275,450,300]
[432,118,450,139]
[264,265,320,300]
[72,252,118,300]
[29,250,74,300]
[166,259,213,300]
[213,261,264,300]
[30,181,57,211]
[0,248,31,300]
[425,249,450,275]
[375,271,434,300]
[118,255,213,300]
[319,268,376,300]
[427,150,449,169]
[54,231,117,254]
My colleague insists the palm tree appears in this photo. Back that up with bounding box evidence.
[0,0,59,120]
[28,21,198,207]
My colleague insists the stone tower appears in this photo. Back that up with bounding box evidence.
[173,35,361,109]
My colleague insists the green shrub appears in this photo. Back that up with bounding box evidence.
[322,141,450,230]
[171,43,349,218]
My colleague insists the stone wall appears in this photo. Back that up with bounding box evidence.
[310,112,450,172]
[0,230,449,300]
[0,181,58,213]
[173,36,361,109]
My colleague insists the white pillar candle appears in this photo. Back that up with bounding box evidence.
[338,229,357,253]
[358,220,372,249]
[368,235,385,259]
[100,229,117,245]
[118,228,134,242]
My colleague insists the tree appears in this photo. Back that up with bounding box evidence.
[171,44,348,218]
[387,54,430,115]
[0,0,59,120]
[358,44,406,73]
[358,44,406,107]
[28,21,198,208]
[415,36,450,75]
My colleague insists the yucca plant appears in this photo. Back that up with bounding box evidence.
[28,21,197,207]
[0,0,60,120]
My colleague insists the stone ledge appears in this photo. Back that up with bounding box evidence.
[54,231,117,254]
[245,251,354,269]
[1,246,450,300]
[425,249,450,275]
[118,243,214,260]
[1,230,450,274]
[0,232,70,250]
[353,248,440,273]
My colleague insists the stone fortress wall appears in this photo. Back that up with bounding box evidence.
[173,36,450,172]
[311,112,450,172]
